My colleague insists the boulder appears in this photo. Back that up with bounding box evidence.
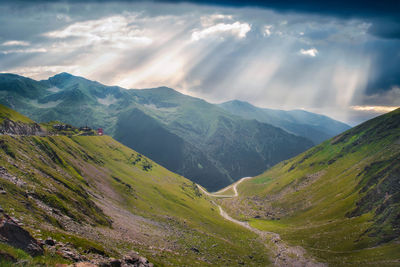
[74,262,97,267]
[190,247,200,253]
[58,248,83,262]
[123,251,141,264]
[45,237,56,246]
[98,262,112,267]
[122,251,153,267]
[0,214,43,256]
[110,259,122,267]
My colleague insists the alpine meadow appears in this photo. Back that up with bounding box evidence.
[0,0,399,266]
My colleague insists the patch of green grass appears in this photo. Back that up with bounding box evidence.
[0,242,73,267]
[0,104,34,124]
[213,186,235,196]
[0,243,30,261]
[0,140,15,158]
[0,132,272,266]
[230,109,400,265]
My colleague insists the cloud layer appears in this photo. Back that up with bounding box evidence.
[0,1,398,125]
[192,21,251,41]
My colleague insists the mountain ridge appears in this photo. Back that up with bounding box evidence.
[0,72,344,190]
[219,99,350,144]
[220,108,400,265]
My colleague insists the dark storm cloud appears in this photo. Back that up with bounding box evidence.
[6,0,400,40]
[6,0,400,18]
[161,0,400,18]
[167,0,400,40]
[363,39,400,95]
[367,20,400,39]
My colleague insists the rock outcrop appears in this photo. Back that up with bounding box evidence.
[0,213,44,256]
[0,118,45,135]
[122,251,153,267]
[0,166,27,187]
[42,237,153,267]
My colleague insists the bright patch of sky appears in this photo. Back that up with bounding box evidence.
[300,48,318,57]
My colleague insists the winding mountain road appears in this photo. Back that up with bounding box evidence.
[197,178,325,267]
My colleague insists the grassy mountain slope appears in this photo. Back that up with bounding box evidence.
[0,104,34,124]
[219,100,350,144]
[0,104,45,136]
[113,107,229,189]
[220,108,400,265]
[0,73,313,191]
[118,89,313,189]
[0,107,271,266]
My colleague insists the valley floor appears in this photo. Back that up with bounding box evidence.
[197,179,326,267]
[212,177,400,266]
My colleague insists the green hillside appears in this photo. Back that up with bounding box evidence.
[0,72,314,191]
[0,108,271,266]
[0,104,45,136]
[0,104,34,124]
[220,108,400,266]
[219,100,350,144]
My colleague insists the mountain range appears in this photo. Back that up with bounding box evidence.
[0,73,348,191]
[219,100,350,144]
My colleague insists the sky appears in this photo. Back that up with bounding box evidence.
[0,0,399,125]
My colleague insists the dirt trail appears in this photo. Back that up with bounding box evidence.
[199,177,251,198]
[197,178,326,267]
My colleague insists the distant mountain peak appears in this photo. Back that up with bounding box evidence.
[57,72,73,77]
[48,72,106,91]
[49,72,75,80]
[48,72,76,84]
[140,86,184,97]
[221,100,259,110]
